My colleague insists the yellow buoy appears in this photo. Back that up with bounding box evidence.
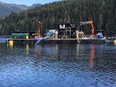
[9,40,13,47]
[26,35,29,40]
[114,39,116,45]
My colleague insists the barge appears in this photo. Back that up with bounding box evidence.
[7,37,106,45]
[7,21,116,45]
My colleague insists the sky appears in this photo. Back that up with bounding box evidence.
[0,0,60,6]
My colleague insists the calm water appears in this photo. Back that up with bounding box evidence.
[0,39,116,87]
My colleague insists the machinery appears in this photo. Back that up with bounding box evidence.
[34,18,41,38]
[58,23,76,38]
[80,21,95,37]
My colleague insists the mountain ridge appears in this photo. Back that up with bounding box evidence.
[0,1,41,17]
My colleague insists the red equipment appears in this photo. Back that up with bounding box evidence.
[37,21,41,38]
[34,18,41,38]
[80,21,95,37]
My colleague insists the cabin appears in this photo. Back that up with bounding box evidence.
[58,23,76,38]
[11,32,37,39]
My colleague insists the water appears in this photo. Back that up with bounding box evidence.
[0,37,9,43]
[0,39,116,87]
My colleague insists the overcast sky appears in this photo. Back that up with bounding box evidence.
[0,0,60,6]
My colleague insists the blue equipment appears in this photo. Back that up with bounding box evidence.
[35,32,53,45]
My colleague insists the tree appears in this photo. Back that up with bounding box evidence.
[98,13,103,29]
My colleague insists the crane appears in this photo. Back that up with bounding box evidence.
[34,18,41,38]
[80,21,95,37]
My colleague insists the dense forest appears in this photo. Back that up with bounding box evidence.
[0,0,116,36]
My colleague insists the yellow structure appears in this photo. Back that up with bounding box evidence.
[26,35,29,40]
[114,39,116,45]
[9,40,13,47]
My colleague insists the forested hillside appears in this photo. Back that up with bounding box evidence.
[0,0,116,36]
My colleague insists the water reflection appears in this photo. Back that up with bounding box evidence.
[76,44,84,59]
[35,45,42,61]
[35,44,59,62]
[50,44,58,61]
[76,44,80,58]
[89,45,95,69]
[26,44,29,55]
[0,43,115,87]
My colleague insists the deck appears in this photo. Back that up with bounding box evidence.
[7,38,106,44]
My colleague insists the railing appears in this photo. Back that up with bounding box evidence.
[107,37,116,40]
